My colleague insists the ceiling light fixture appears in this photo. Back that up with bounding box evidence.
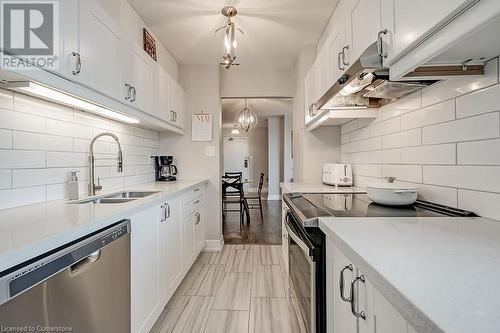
[231,124,240,135]
[215,6,243,69]
[6,81,140,124]
[235,99,257,132]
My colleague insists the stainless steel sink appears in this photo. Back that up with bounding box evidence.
[68,191,159,204]
[105,191,160,199]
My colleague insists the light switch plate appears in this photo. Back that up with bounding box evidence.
[205,146,216,156]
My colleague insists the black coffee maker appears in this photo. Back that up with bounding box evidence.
[153,156,177,182]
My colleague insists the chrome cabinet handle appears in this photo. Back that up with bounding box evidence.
[160,204,166,222]
[339,264,353,302]
[195,212,201,225]
[338,51,345,71]
[350,275,366,320]
[341,45,350,66]
[130,86,137,102]
[194,199,200,204]
[194,188,200,192]
[308,103,316,117]
[125,83,132,101]
[72,52,81,75]
[377,29,389,58]
[171,110,175,122]
[174,111,177,122]
[165,203,170,219]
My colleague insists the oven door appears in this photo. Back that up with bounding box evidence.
[285,211,318,333]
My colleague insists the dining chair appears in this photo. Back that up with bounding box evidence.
[222,175,250,230]
[245,172,265,222]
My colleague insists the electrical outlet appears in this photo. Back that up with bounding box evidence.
[205,146,216,156]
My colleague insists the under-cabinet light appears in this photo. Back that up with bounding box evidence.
[11,82,140,124]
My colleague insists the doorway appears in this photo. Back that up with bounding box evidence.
[223,136,250,191]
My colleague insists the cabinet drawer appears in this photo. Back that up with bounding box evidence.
[183,195,205,217]
[182,186,205,205]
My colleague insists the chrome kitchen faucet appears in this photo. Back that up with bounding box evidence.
[88,133,123,195]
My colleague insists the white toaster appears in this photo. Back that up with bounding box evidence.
[322,163,353,186]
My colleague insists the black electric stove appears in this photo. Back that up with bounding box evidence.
[284,192,478,227]
[282,192,478,333]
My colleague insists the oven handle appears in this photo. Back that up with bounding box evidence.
[285,212,315,258]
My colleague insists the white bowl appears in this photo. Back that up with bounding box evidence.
[366,183,418,206]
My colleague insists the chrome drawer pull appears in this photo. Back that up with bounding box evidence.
[339,264,353,302]
[377,29,389,58]
[350,275,366,320]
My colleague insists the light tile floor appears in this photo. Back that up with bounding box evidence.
[151,245,307,333]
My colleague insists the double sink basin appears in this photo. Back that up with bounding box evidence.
[69,191,160,205]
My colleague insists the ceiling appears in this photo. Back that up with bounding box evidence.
[222,98,292,128]
[129,0,339,68]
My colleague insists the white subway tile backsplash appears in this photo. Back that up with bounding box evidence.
[342,58,500,220]
[381,91,421,120]
[47,119,93,139]
[456,83,500,119]
[349,127,370,142]
[13,168,72,187]
[401,144,456,165]
[458,139,500,165]
[370,149,401,164]
[99,177,124,190]
[14,93,74,121]
[417,184,458,208]
[401,100,455,130]
[46,152,88,168]
[342,142,357,153]
[0,186,46,209]
[383,164,422,183]
[73,111,111,129]
[458,190,500,220]
[13,131,73,152]
[135,127,159,140]
[124,174,155,186]
[423,166,500,192]
[341,134,349,144]
[0,109,46,133]
[382,129,421,149]
[369,117,400,137]
[135,164,154,175]
[74,138,110,154]
[46,183,65,201]
[0,88,13,110]
[0,170,11,189]
[422,58,498,107]
[0,150,45,168]
[423,112,499,145]
[357,137,382,152]
[0,129,12,148]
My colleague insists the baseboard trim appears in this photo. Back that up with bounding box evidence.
[267,194,281,201]
[204,237,224,251]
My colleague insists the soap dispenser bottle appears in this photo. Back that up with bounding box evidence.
[68,171,79,200]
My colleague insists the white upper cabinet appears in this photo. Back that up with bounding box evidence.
[153,66,172,123]
[348,0,382,63]
[77,0,122,100]
[380,0,472,66]
[53,0,79,79]
[304,67,317,125]
[122,43,154,114]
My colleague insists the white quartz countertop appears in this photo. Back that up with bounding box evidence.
[280,182,366,194]
[319,216,500,333]
[0,179,208,273]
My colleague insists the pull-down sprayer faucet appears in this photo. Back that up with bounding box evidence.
[88,132,123,195]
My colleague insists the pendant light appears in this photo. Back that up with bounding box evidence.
[235,99,257,132]
[231,124,240,135]
[215,6,244,69]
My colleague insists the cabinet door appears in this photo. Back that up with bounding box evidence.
[357,269,374,333]
[373,288,409,333]
[304,69,316,125]
[129,48,154,114]
[54,0,79,79]
[169,77,180,125]
[182,210,195,272]
[131,205,161,333]
[78,0,122,100]
[332,243,357,333]
[328,29,347,88]
[281,202,289,273]
[193,205,204,255]
[349,0,382,63]
[159,198,182,305]
[154,67,172,123]
[315,47,329,101]
[176,88,186,129]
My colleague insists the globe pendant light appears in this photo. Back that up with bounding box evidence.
[235,99,257,132]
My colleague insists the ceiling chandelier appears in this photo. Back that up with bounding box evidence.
[215,6,243,69]
[235,99,257,132]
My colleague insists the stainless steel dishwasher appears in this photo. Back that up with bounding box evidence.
[0,220,131,333]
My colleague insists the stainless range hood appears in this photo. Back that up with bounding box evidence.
[317,42,485,110]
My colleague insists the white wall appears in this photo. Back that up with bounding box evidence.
[293,46,342,183]
[0,89,159,209]
[221,67,295,98]
[160,65,223,246]
[283,113,293,182]
[268,117,282,200]
[341,57,500,221]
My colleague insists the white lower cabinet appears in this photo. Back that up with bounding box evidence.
[326,238,416,333]
[281,201,289,273]
[131,184,206,333]
[131,205,161,333]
